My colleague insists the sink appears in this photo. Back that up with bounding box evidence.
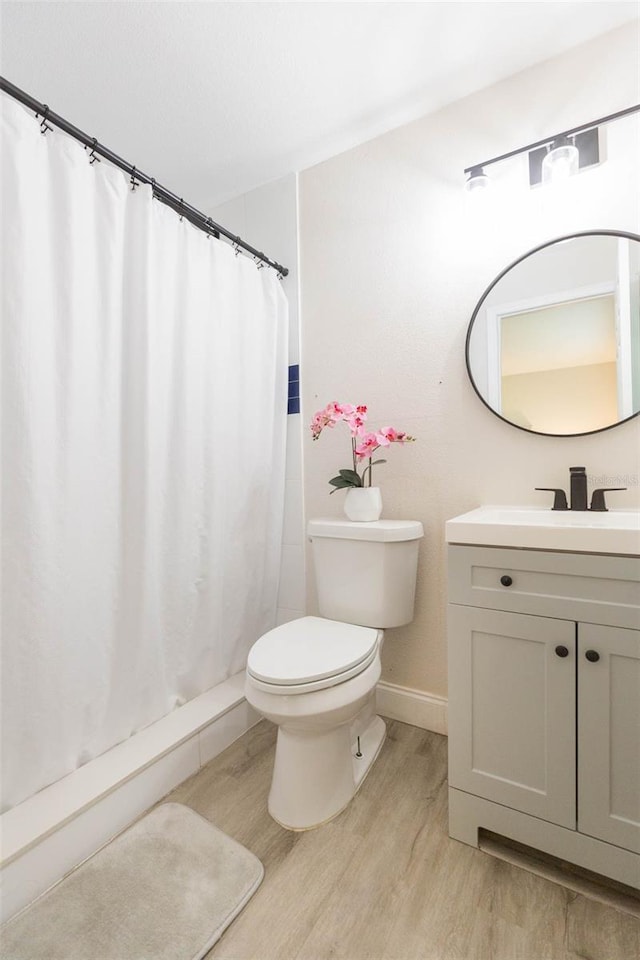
[445,506,640,555]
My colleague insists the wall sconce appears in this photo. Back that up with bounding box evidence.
[463,104,640,191]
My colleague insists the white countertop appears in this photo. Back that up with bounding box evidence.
[445,506,640,556]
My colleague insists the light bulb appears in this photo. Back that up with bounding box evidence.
[464,167,490,193]
[541,136,579,184]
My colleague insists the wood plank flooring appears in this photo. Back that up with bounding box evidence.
[164,719,640,960]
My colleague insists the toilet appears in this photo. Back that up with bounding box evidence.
[245,517,424,830]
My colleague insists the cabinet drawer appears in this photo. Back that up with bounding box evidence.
[448,545,640,629]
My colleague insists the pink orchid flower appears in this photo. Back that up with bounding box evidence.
[354,432,381,459]
[311,401,368,439]
[379,426,408,443]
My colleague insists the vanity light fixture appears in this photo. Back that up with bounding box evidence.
[463,103,640,191]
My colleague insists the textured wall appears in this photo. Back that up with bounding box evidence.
[299,24,640,700]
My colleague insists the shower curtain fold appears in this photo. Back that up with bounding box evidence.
[0,95,288,813]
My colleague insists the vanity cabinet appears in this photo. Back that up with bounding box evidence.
[447,544,640,889]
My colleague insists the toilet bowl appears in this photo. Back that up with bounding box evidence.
[245,518,423,831]
[245,616,385,830]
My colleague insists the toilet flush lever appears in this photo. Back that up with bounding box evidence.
[355,737,363,758]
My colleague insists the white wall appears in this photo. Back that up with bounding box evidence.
[209,174,305,626]
[299,24,640,705]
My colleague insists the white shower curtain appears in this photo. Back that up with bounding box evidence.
[1,95,288,812]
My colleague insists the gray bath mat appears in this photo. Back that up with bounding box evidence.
[1,802,263,960]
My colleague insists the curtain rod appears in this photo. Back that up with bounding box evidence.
[0,77,289,277]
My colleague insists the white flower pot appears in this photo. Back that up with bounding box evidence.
[343,487,383,522]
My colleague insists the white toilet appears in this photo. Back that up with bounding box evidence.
[245,517,424,830]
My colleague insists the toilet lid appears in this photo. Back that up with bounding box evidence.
[247,616,379,687]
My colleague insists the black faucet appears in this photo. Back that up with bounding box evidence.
[536,467,627,512]
[569,466,587,511]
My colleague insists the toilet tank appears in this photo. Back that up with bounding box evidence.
[307,519,424,628]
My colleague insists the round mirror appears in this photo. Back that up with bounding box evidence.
[465,230,640,437]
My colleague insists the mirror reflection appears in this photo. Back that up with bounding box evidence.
[466,232,640,436]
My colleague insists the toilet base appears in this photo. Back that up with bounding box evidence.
[268,714,386,831]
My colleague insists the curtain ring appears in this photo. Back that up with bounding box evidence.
[130,166,139,191]
[39,105,53,135]
[85,137,101,164]
[179,198,184,222]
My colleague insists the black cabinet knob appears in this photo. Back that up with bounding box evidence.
[500,575,513,587]
[555,645,569,658]
[585,649,600,663]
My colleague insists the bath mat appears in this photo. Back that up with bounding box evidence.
[0,802,263,960]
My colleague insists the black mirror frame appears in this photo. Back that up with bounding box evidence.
[465,229,640,438]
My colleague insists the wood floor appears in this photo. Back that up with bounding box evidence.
[164,719,640,960]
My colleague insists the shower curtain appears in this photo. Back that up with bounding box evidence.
[1,95,288,813]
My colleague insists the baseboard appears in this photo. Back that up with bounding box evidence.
[0,676,260,923]
[376,681,448,735]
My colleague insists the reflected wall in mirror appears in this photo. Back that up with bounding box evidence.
[465,231,640,436]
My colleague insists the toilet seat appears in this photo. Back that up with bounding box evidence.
[247,616,381,694]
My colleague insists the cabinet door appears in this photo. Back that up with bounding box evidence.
[448,606,576,828]
[578,624,640,853]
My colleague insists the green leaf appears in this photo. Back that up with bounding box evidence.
[338,469,362,485]
[370,459,387,466]
[329,470,362,493]
[329,476,354,488]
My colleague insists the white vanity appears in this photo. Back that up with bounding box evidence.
[446,506,640,889]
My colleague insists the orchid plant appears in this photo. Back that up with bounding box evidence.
[310,401,415,493]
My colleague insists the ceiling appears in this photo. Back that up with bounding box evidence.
[1,2,638,209]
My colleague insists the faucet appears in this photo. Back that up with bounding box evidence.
[536,467,627,511]
[569,466,587,511]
